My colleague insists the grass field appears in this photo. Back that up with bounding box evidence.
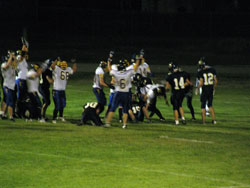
[0,65,250,188]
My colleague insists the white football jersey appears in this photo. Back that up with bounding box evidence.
[136,62,151,77]
[53,66,73,90]
[1,63,16,90]
[26,69,39,93]
[17,59,28,80]
[93,67,105,89]
[146,84,161,104]
[110,69,135,92]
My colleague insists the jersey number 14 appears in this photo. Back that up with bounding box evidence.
[174,77,185,90]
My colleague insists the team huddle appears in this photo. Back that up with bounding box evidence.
[81,50,218,128]
[0,39,217,127]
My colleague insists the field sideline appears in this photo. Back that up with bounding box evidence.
[0,65,250,188]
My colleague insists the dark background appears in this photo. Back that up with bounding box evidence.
[1,0,250,65]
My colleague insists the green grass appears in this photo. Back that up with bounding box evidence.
[0,66,250,188]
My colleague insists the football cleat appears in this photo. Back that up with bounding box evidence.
[182,120,186,125]
[212,120,217,124]
[122,124,127,129]
[39,118,46,123]
[104,123,111,128]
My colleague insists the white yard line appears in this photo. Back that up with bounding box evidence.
[6,149,250,188]
[159,135,214,144]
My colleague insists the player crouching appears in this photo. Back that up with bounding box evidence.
[78,102,104,126]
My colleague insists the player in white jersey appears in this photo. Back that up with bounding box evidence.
[1,52,17,121]
[145,84,168,121]
[105,56,141,128]
[134,49,152,77]
[26,64,43,121]
[16,45,29,118]
[93,52,115,115]
[51,60,77,123]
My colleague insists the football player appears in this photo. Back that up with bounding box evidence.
[93,51,115,115]
[196,59,218,124]
[26,64,43,121]
[105,56,141,128]
[178,67,196,120]
[1,52,17,121]
[0,56,7,118]
[16,45,29,118]
[133,73,152,122]
[51,60,77,123]
[145,84,168,121]
[165,62,191,125]
[78,102,104,126]
[39,58,56,121]
[136,49,152,77]
[195,57,210,116]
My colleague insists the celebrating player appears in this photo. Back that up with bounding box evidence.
[26,64,43,121]
[105,56,140,128]
[1,52,17,121]
[16,44,29,118]
[92,51,115,115]
[51,60,77,123]
[136,49,152,77]
[39,58,56,121]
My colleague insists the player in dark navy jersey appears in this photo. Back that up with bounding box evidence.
[196,59,218,124]
[165,62,191,125]
[78,102,104,126]
[178,68,196,120]
[39,58,56,122]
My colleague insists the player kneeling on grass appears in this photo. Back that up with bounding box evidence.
[105,56,140,129]
[78,102,104,126]
[51,60,77,123]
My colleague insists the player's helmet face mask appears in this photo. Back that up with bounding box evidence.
[60,61,68,70]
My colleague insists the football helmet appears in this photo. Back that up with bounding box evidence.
[131,54,136,63]
[198,57,206,69]
[117,59,126,71]
[99,61,107,69]
[133,73,142,86]
[31,64,40,71]
[60,61,68,70]
[168,62,177,73]
[16,50,22,56]
[124,59,130,67]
